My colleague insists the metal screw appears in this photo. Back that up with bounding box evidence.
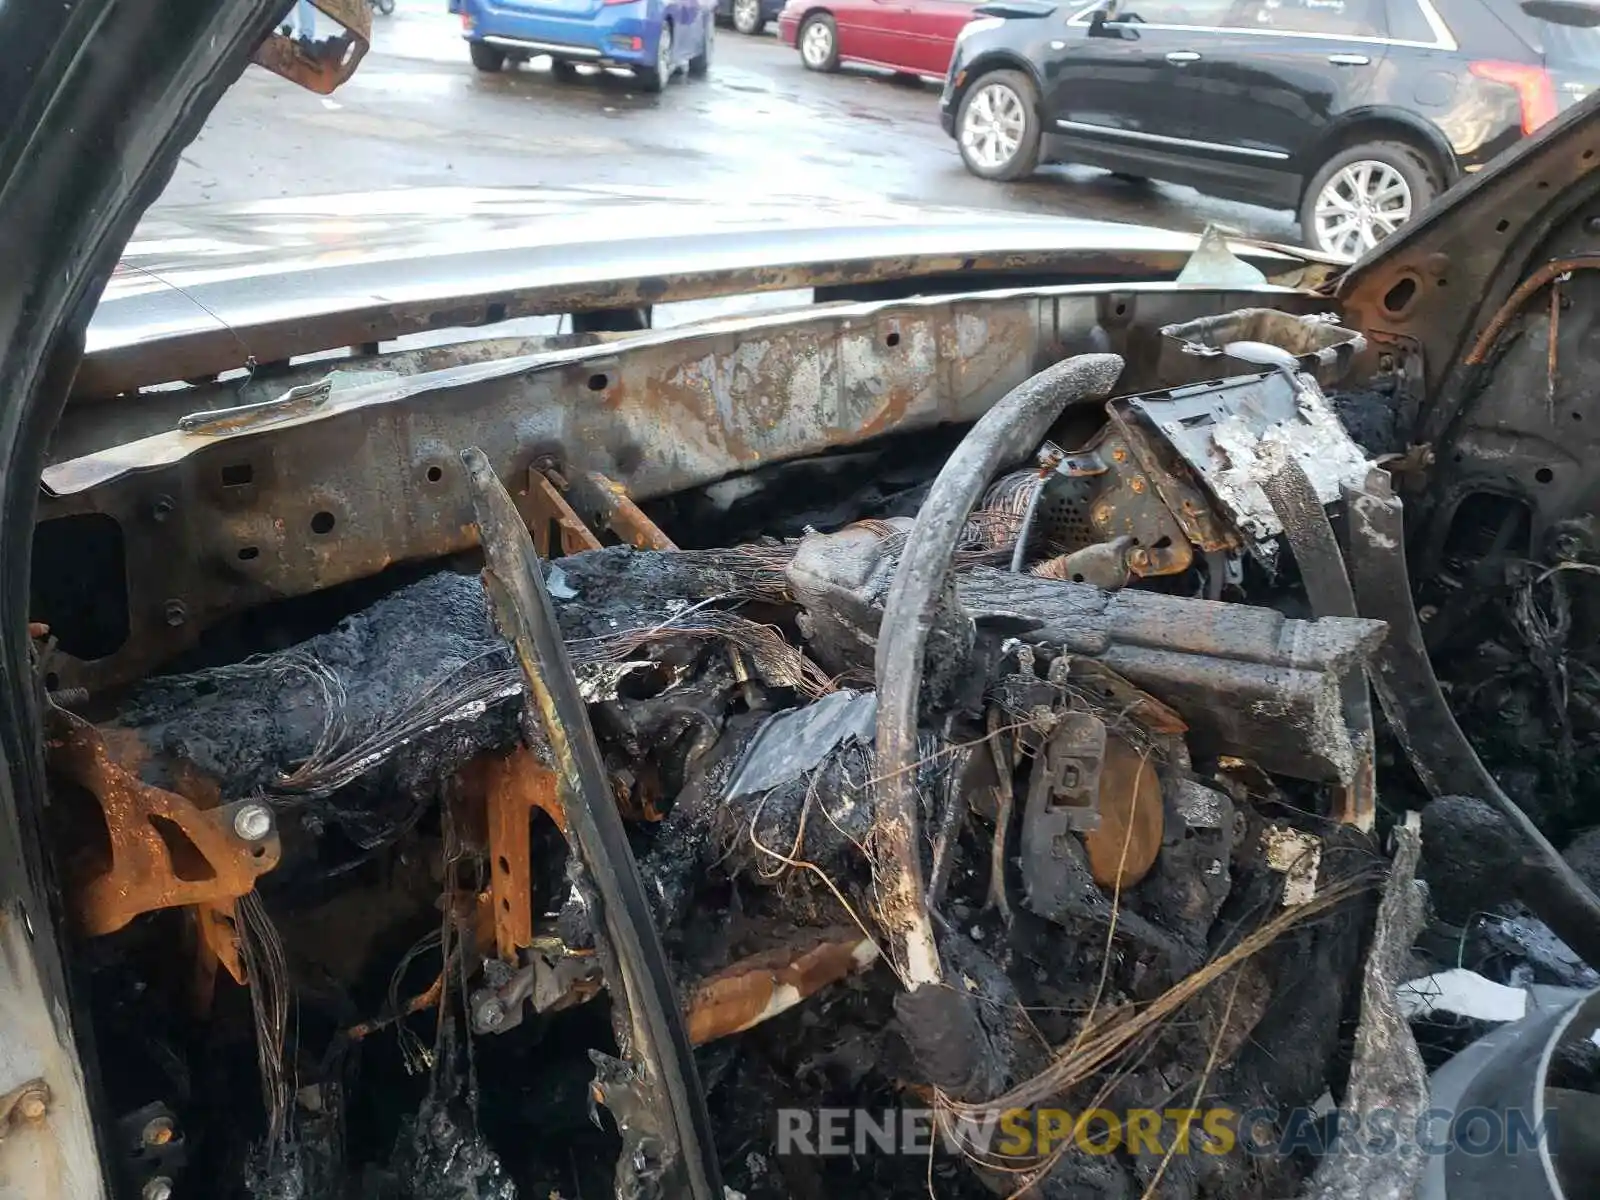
[141,1116,175,1147]
[151,495,175,523]
[1129,476,1146,494]
[163,599,187,628]
[1093,504,1113,525]
[142,1179,174,1200]
[473,996,506,1032]
[14,1087,48,1123]
[233,804,273,842]
[1587,216,1600,235]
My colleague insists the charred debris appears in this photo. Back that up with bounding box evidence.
[40,309,1600,1200]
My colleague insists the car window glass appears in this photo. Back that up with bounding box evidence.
[1492,5,1600,66]
[1109,2,1238,24]
[1223,0,1384,36]
[1383,0,1435,42]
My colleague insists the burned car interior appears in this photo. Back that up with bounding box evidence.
[23,65,1600,1200]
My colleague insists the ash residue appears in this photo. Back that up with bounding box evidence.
[1328,380,1403,458]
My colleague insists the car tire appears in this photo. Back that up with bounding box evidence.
[689,19,713,77]
[638,21,673,92]
[469,41,507,72]
[955,70,1041,182]
[551,59,580,81]
[732,0,763,34]
[1300,141,1440,261]
[798,13,839,72]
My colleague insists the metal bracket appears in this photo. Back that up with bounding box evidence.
[1024,709,1108,840]
[251,0,371,95]
[47,711,280,936]
[177,376,333,434]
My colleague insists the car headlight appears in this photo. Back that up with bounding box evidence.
[956,16,1004,44]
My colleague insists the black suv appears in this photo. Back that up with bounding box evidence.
[941,0,1600,258]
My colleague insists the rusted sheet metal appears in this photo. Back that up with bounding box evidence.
[50,334,621,466]
[1332,91,1600,434]
[40,285,1331,694]
[685,932,879,1046]
[46,712,280,936]
[83,191,1314,400]
[250,0,370,96]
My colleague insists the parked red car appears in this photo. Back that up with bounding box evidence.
[778,0,976,79]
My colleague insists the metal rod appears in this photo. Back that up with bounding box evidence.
[461,446,722,1200]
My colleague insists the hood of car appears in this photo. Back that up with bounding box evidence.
[81,184,1321,399]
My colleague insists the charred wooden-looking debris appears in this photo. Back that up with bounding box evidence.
[39,305,1600,1200]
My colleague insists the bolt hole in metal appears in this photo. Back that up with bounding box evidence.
[221,463,253,487]
[587,373,609,391]
[1382,276,1417,314]
[1537,467,1555,484]
[886,330,900,347]
[426,464,445,483]
[1314,159,1413,260]
[498,855,510,873]
[1497,219,1510,233]
[238,546,259,561]
[311,511,336,535]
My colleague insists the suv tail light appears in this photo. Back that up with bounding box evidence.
[1470,61,1559,135]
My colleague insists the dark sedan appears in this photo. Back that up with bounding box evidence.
[717,0,785,34]
[941,0,1600,258]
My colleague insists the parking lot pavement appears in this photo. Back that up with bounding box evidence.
[159,1,1299,243]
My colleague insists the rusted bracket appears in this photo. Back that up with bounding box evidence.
[567,471,679,551]
[461,446,722,1200]
[521,468,679,556]
[517,469,604,559]
[251,0,371,95]
[47,711,280,936]
[461,745,567,963]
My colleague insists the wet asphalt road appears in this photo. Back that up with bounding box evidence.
[160,0,1300,242]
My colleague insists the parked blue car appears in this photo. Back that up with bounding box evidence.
[451,0,713,92]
